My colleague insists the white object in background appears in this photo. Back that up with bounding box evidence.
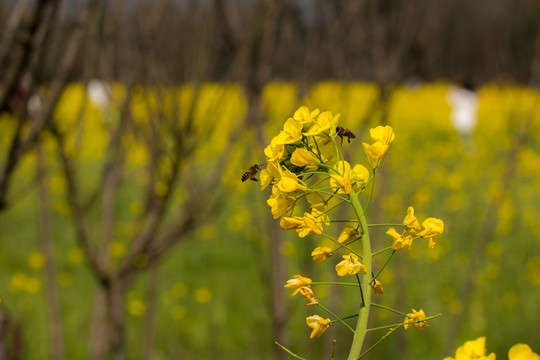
[27,93,42,119]
[87,79,112,112]
[447,86,478,135]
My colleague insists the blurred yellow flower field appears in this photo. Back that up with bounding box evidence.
[0,82,538,359]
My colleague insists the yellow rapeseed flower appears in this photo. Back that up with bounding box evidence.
[264,136,286,162]
[128,299,146,317]
[28,252,46,270]
[306,315,331,339]
[108,241,126,259]
[403,206,421,235]
[266,186,295,219]
[404,308,427,330]
[369,125,395,145]
[280,216,304,230]
[443,337,496,360]
[336,253,367,276]
[419,217,444,248]
[299,286,318,305]
[311,137,337,165]
[306,191,326,212]
[290,148,320,167]
[362,141,389,169]
[330,161,352,194]
[194,287,213,304]
[371,279,384,294]
[280,211,323,237]
[281,118,304,144]
[509,344,539,360]
[284,275,312,295]
[303,111,340,137]
[337,225,359,244]
[351,164,370,192]
[293,106,320,124]
[277,169,307,193]
[311,246,333,265]
[386,227,413,250]
[260,160,281,191]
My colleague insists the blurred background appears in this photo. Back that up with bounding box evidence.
[0,0,539,359]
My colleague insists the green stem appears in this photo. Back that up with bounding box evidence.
[346,190,372,360]
[320,233,362,260]
[371,246,393,257]
[363,170,377,213]
[370,303,407,317]
[311,189,350,202]
[371,250,396,283]
[275,342,306,360]
[322,200,349,215]
[312,282,359,287]
[318,163,340,175]
[317,303,355,334]
[358,326,400,359]
[368,223,403,227]
[366,313,442,333]
[328,219,359,223]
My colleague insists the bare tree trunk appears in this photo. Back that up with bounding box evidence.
[89,286,108,360]
[0,0,100,211]
[0,308,23,360]
[108,278,127,360]
[142,267,159,360]
[0,0,51,113]
[0,0,29,66]
[35,146,65,360]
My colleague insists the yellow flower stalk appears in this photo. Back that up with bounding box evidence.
[509,344,539,360]
[404,308,428,330]
[284,275,312,295]
[255,107,442,359]
[311,246,333,265]
[362,141,389,169]
[443,337,495,360]
[335,253,367,276]
[419,217,444,248]
[306,315,331,339]
[369,125,395,145]
[386,227,413,250]
[403,206,421,235]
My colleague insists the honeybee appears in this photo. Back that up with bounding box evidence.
[241,164,262,182]
[336,126,356,144]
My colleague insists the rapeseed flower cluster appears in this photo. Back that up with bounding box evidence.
[444,337,539,360]
[255,106,445,359]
